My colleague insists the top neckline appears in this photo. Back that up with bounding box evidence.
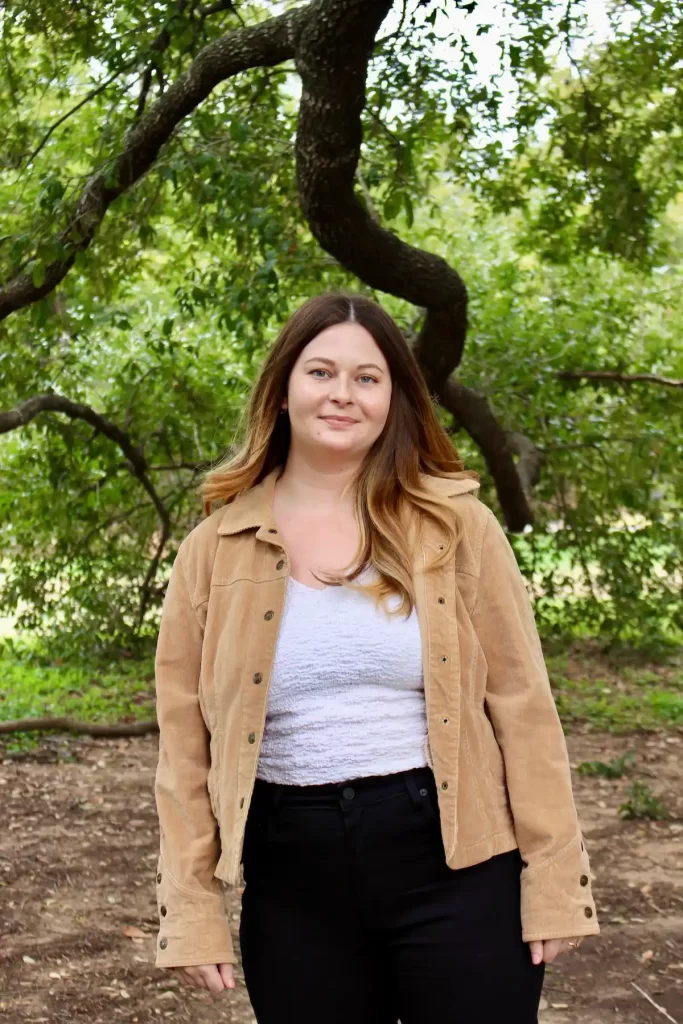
[288,566,374,594]
[288,576,331,593]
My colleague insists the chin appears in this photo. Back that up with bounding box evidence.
[314,436,360,454]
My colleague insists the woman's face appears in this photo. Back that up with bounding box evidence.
[284,322,392,462]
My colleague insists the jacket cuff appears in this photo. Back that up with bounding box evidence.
[520,833,601,942]
[154,857,236,968]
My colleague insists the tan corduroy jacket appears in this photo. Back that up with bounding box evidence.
[153,466,600,969]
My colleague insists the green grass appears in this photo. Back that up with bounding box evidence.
[618,780,672,821]
[1,634,681,758]
[0,637,155,754]
[576,750,637,778]
[547,647,683,733]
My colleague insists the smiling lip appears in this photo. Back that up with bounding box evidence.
[322,416,357,425]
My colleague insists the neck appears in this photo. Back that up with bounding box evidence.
[275,450,361,512]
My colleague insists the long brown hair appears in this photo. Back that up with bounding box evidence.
[200,292,478,615]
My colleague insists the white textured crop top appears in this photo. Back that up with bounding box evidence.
[256,568,428,786]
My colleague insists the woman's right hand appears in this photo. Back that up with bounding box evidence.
[177,962,235,996]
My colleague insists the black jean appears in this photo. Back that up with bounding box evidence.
[239,765,545,1024]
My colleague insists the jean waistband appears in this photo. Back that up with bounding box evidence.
[252,765,436,810]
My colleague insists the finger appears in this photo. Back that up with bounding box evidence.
[200,965,227,997]
[543,939,562,964]
[529,940,544,965]
[184,967,208,990]
[218,963,236,990]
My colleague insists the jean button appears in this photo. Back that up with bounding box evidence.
[342,787,355,800]
[419,788,428,797]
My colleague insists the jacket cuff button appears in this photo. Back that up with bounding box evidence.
[159,938,168,949]
[580,874,589,886]
[156,873,162,884]
[248,732,256,744]
[160,905,167,916]
[584,906,593,918]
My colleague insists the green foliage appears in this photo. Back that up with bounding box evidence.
[618,779,672,820]
[0,1,681,652]
[0,635,155,753]
[413,192,683,643]
[576,750,637,778]
[472,2,683,267]
[547,644,683,732]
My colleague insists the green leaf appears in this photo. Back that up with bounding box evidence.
[383,191,404,221]
[402,192,414,228]
[29,260,45,288]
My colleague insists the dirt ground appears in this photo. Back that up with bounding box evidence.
[1,726,682,1024]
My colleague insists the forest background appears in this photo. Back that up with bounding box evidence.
[0,0,681,746]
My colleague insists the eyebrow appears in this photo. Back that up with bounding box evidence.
[303,356,384,373]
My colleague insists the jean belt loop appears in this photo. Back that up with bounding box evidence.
[403,769,425,810]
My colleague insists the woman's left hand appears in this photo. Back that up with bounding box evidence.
[529,937,583,965]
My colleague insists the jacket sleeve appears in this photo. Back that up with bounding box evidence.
[153,541,236,968]
[471,507,600,943]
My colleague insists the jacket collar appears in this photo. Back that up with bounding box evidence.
[216,464,480,537]
[216,466,283,537]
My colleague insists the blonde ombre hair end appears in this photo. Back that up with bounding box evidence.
[199,292,478,616]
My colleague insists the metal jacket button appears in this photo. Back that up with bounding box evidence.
[584,907,593,918]
[253,672,262,684]
[276,560,285,570]
[160,905,167,916]
[156,873,162,884]
[159,938,168,949]
[248,732,256,744]
[342,787,355,800]
[580,874,589,886]
[264,610,274,620]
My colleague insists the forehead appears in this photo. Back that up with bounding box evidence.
[298,322,387,366]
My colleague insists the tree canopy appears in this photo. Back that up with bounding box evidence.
[1,0,681,652]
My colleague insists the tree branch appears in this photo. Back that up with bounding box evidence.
[437,381,537,531]
[0,717,158,737]
[556,370,683,389]
[0,7,307,322]
[293,0,533,527]
[0,393,171,624]
[21,59,140,170]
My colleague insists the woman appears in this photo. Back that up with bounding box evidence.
[153,292,599,1023]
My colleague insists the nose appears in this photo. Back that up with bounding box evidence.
[329,373,352,404]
